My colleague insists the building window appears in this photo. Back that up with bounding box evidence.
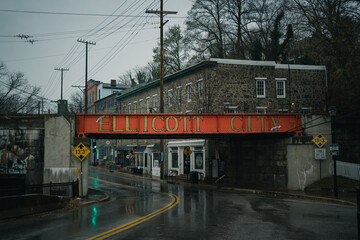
[133,101,137,113]
[170,147,178,168]
[197,79,204,98]
[256,106,267,113]
[256,78,266,98]
[128,103,131,113]
[276,78,286,98]
[139,99,143,113]
[98,90,101,100]
[153,94,158,111]
[186,83,192,102]
[168,89,173,106]
[146,97,150,113]
[177,86,182,104]
[228,106,238,113]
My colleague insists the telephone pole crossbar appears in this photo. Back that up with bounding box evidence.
[54,68,69,100]
[77,39,96,114]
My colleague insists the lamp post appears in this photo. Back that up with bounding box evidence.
[329,106,338,198]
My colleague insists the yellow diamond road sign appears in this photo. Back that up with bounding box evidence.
[312,134,328,148]
[184,147,192,158]
[72,142,90,162]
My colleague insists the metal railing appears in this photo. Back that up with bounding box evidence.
[0,179,79,198]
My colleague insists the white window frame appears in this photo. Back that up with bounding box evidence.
[139,99,143,113]
[177,86,182,104]
[133,101,137,113]
[186,83,192,102]
[168,89,173,106]
[197,79,204,98]
[275,78,286,98]
[153,94,158,111]
[146,97,150,113]
[255,77,266,98]
[228,106,238,113]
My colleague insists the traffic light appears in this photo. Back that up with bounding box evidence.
[93,141,97,152]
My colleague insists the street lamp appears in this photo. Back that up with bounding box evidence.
[329,106,338,198]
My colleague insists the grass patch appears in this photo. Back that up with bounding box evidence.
[306,176,360,192]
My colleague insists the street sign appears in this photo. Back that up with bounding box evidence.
[312,134,328,148]
[315,149,326,160]
[184,147,192,158]
[72,142,91,162]
[330,144,339,156]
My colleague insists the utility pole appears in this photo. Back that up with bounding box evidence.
[77,39,96,114]
[146,1,177,179]
[54,68,69,100]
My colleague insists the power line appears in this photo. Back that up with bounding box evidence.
[0,9,186,18]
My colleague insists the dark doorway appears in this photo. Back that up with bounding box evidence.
[183,146,190,174]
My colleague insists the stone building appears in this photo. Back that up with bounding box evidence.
[93,58,331,190]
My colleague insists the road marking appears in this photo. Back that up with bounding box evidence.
[86,177,180,240]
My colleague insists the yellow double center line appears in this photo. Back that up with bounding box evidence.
[87,177,180,240]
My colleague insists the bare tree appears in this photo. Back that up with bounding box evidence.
[68,91,83,114]
[292,0,360,110]
[185,0,229,59]
[0,62,41,114]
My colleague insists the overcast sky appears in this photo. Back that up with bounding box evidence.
[0,0,192,106]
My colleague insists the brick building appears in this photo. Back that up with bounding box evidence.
[93,58,331,190]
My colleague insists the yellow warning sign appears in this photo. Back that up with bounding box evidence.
[312,134,328,148]
[184,147,192,157]
[72,142,90,162]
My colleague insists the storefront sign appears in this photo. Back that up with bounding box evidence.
[76,114,302,137]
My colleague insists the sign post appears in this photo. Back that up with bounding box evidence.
[72,142,90,197]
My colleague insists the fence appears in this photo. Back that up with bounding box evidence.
[0,179,79,198]
[337,161,360,181]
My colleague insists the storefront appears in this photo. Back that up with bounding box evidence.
[167,140,206,178]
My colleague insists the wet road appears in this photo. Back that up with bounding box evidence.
[0,167,357,239]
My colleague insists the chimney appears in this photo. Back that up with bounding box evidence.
[111,79,116,87]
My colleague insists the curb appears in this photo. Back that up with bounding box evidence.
[81,191,110,206]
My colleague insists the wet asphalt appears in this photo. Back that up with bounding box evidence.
[0,167,357,240]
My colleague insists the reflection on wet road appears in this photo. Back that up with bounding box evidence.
[0,167,356,239]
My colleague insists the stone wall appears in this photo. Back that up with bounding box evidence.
[225,136,289,189]
[116,60,327,115]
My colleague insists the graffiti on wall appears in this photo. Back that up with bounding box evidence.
[0,129,41,174]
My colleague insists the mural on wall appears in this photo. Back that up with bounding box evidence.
[0,129,40,175]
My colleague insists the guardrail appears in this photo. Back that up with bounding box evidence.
[0,179,79,198]
[337,161,360,181]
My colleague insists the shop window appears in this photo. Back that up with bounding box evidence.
[194,147,204,170]
[170,147,178,168]
[153,152,160,167]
